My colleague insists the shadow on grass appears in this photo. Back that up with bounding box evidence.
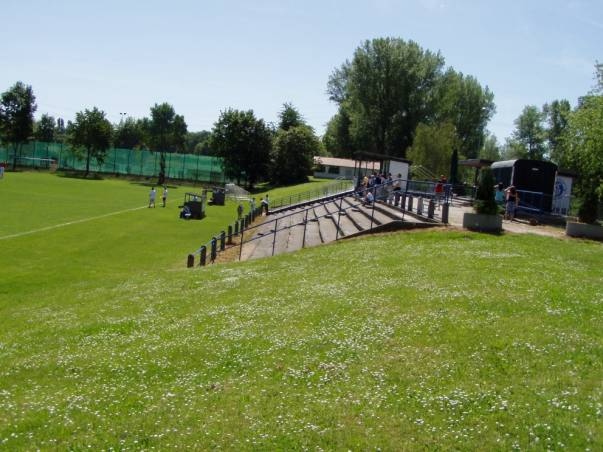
[56,171,105,181]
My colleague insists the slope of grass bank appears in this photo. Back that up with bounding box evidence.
[1,219,602,449]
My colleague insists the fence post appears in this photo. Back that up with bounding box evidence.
[228,225,233,244]
[427,199,435,219]
[302,208,309,248]
[240,218,245,233]
[200,246,207,266]
[220,231,226,251]
[210,237,217,263]
[187,254,194,268]
[400,193,406,210]
[442,203,449,224]
[271,219,279,256]
[417,198,424,216]
[408,195,414,212]
[335,196,344,241]
[234,221,239,236]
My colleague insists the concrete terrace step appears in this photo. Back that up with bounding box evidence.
[240,194,442,261]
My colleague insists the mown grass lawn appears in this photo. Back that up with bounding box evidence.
[1,172,602,450]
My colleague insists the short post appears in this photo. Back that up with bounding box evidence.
[220,230,226,251]
[240,218,245,233]
[200,246,207,266]
[210,237,217,262]
[427,199,435,219]
[417,197,424,215]
[227,225,233,244]
[400,193,406,211]
[407,195,414,212]
[234,221,239,236]
[442,202,450,224]
[187,254,194,268]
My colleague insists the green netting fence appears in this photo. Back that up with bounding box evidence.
[0,141,225,183]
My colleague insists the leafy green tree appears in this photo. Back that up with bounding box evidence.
[114,116,146,149]
[186,130,213,154]
[322,109,355,158]
[35,114,56,142]
[211,109,272,189]
[278,103,304,131]
[479,133,501,161]
[510,105,546,160]
[271,126,320,185]
[0,81,37,170]
[327,38,445,157]
[67,107,113,176]
[55,118,66,143]
[435,69,496,158]
[407,122,457,177]
[147,103,187,185]
[543,99,571,164]
[563,94,603,222]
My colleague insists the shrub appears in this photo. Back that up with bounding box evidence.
[577,185,600,224]
[474,168,499,215]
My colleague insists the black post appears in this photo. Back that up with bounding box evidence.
[187,254,194,268]
[442,203,450,224]
[220,231,226,251]
[302,208,309,248]
[234,221,239,236]
[428,199,435,219]
[200,246,207,266]
[401,193,406,211]
[227,225,233,244]
[271,218,279,256]
[417,198,424,216]
[210,237,217,263]
[408,195,414,212]
[335,196,344,241]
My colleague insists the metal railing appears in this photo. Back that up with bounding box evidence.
[268,179,354,210]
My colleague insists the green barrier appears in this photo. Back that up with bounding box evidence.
[0,141,224,183]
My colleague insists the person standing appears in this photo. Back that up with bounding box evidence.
[494,182,505,205]
[149,187,156,208]
[505,185,519,220]
[162,186,168,207]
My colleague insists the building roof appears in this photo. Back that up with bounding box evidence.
[313,156,379,169]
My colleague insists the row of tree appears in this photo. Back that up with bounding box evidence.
[0,80,321,187]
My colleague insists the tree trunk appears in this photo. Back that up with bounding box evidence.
[158,152,166,185]
[84,148,91,177]
[11,143,20,171]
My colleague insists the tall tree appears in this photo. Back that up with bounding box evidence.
[114,116,146,149]
[271,126,320,185]
[278,103,304,131]
[543,99,571,164]
[435,69,496,158]
[67,107,113,176]
[147,103,187,185]
[563,94,603,222]
[55,118,66,143]
[186,130,212,154]
[35,114,56,142]
[479,132,501,161]
[211,109,272,189]
[327,38,445,157]
[407,122,458,177]
[510,105,546,160]
[0,81,37,170]
[322,109,355,158]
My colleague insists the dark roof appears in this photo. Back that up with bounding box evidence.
[458,159,494,169]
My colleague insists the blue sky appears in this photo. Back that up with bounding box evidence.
[1,0,601,144]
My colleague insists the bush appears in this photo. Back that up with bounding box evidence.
[577,186,599,224]
[474,168,499,215]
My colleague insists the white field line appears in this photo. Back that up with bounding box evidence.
[0,205,147,240]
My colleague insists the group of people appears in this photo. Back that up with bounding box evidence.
[236,195,269,219]
[358,172,403,205]
[148,186,168,208]
[494,182,520,221]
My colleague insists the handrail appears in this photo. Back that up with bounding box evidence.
[186,177,450,267]
[269,179,354,210]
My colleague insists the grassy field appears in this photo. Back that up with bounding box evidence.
[1,172,602,450]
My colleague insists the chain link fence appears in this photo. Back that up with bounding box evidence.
[0,141,225,183]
